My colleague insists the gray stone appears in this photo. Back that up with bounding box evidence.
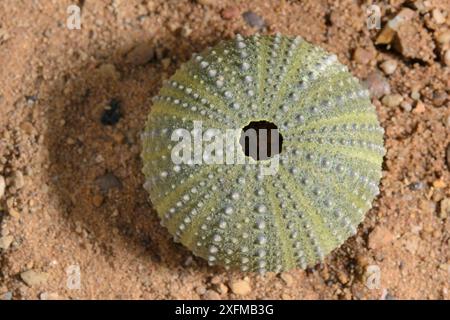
[242,11,266,29]
[363,71,391,99]
[95,173,122,193]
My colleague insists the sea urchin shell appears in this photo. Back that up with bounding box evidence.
[141,34,385,273]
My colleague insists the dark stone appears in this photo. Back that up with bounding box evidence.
[95,172,122,193]
[101,98,122,125]
[385,292,396,300]
[409,181,425,190]
[432,90,447,107]
[25,95,38,104]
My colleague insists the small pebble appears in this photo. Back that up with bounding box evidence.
[439,198,450,219]
[436,31,450,45]
[432,90,448,107]
[210,276,221,285]
[125,42,155,66]
[96,173,122,193]
[411,90,421,101]
[25,96,37,106]
[20,121,35,135]
[384,291,396,300]
[443,50,450,66]
[0,235,14,250]
[111,208,119,217]
[20,270,49,287]
[0,175,5,199]
[382,94,404,107]
[353,48,374,65]
[94,154,104,164]
[433,179,446,189]
[400,101,412,112]
[404,235,420,254]
[8,207,20,219]
[413,101,426,114]
[203,290,221,300]
[242,11,266,29]
[409,181,424,190]
[432,8,446,24]
[439,264,449,272]
[195,285,206,295]
[12,170,25,190]
[356,254,369,269]
[380,60,397,75]
[96,63,120,80]
[66,137,76,145]
[363,71,391,99]
[221,6,239,20]
[336,271,349,285]
[279,273,294,287]
[281,293,291,300]
[39,292,60,300]
[183,256,194,267]
[2,292,13,300]
[215,283,228,295]
[161,58,171,69]
[92,194,104,207]
[229,279,251,296]
[368,226,394,249]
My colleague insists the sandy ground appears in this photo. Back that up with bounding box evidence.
[0,0,449,300]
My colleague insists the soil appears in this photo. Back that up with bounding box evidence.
[0,0,449,300]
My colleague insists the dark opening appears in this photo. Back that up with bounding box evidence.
[239,120,283,161]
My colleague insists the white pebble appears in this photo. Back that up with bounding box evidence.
[380,60,397,75]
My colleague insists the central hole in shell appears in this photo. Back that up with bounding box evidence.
[239,121,283,161]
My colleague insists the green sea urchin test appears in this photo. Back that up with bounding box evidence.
[141,34,385,273]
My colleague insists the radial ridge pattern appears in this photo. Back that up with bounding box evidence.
[141,34,385,273]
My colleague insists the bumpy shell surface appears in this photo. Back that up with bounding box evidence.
[141,34,385,273]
